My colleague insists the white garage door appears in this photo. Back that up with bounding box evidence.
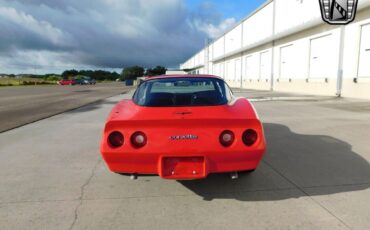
[280,45,294,79]
[224,62,229,79]
[226,61,235,80]
[235,58,241,81]
[358,24,370,77]
[245,56,252,79]
[245,55,259,80]
[309,35,336,79]
[213,64,218,77]
[220,63,224,78]
[260,51,271,80]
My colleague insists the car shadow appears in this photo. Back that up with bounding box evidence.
[67,99,121,113]
[179,123,370,201]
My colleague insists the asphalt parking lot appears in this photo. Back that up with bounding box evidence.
[0,88,369,229]
[0,83,130,133]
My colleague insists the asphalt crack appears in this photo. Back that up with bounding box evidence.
[68,159,101,230]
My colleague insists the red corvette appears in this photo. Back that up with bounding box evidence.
[58,79,76,85]
[100,75,266,180]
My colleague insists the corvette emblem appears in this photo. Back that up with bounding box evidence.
[319,0,358,25]
[169,135,198,140]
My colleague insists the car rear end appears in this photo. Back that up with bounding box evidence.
[100,76,266,180]
[101,114,265,179]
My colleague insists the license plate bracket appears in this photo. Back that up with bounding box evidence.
[161,156,206,179]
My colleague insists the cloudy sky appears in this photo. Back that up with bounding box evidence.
[0,0,265,74]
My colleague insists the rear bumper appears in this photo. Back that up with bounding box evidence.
[101,150,265,180]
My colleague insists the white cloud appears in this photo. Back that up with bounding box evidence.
[0,6,73,46]
[194,17,237,39]
[0,0,238,73]
[0,50,84,74]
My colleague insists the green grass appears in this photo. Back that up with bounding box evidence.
[0,78,58,87]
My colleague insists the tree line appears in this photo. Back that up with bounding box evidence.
[61,66,167,81]
[121,66,167,80]
[61,70,120,81]
[3,65,168,82]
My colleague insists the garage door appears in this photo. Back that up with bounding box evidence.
[280,45,294,79]
[214,63,223,78]
[225,62,229,79]
[220,63,224,78]
[245,56,252,80]
[309,35,336,79]
[225,61,234,80]
[235,59,241,81]
[245,55,260,80]
[358,24,370,77]
[260,51,271,80]
[226,61,235,80]
[213,64,218,76]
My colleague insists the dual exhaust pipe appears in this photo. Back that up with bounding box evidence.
[129,172,239,180]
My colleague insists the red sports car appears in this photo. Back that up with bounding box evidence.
[58,79,77,85]
[100,75,266,180]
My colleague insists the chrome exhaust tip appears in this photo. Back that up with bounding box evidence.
[130,174,138,180]
[230,172,238,180]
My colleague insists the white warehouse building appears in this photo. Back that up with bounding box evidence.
[180,0,370,99]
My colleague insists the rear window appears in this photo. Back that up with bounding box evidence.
[133,77,232,107]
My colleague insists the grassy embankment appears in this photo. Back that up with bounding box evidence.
[0,77,59,87]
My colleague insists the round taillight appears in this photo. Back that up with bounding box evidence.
[242,129,258,146]
[131,132,147,148]
[108,131,124,148]
[220,130,235,147]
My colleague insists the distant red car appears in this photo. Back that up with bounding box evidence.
[100,75,266,180]
[58,79,76,85]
